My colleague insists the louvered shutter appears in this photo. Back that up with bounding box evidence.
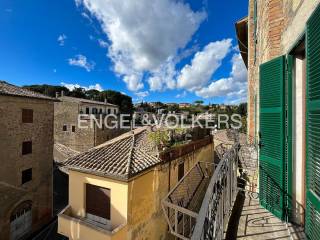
[305,6,320,239]
[259,56,286,220]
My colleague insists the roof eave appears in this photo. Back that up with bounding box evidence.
[235,16,248,69]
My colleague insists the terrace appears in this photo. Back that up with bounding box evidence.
[162,131,305,240]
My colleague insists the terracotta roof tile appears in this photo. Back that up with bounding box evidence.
[63,127,161,180]
[0,81,56,100]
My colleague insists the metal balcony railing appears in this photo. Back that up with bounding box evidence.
[191,143,239,240]
[162,141,239,240]
[162,161,215,240]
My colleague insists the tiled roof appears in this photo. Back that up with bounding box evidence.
[54,143,80,163]
[63,126,160,181]
[0,81,56,100]
[58,96,118,107]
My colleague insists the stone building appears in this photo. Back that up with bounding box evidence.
[236,1,320,239]
[54,96,123,153]
[0,81,55,240]
[57,126,214,240]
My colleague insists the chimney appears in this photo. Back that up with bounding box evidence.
[61,90,64,97]
[104,98,108,104]
[55,92,60,98]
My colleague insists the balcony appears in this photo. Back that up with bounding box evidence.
[162,142,239,240]
[58,206,127,240]
[162,131,304,240]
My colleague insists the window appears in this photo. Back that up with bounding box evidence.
[22,168,32,184]
[114,109,117,114]
[22,141,32,155]
[22,109,33,123]
[63,125,67,131]
[108,109,111,114]
[178,162,184,181]
[99,109,103,114]
[86,107,90,114]
[72,125,76,132]
[86,184,110,222]
[92,108,97,114]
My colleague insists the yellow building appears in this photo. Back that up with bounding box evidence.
[58,126,214,240]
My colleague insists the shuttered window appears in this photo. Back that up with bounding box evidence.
[22,109,33,123]
[86,184,110,220]
[305,5,320,240]
[259,56,286,220]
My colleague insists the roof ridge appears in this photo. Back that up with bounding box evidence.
[126,132,136,177]
[0,81,56,100]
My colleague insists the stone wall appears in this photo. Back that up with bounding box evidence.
[0,95,53,239]
[54,101,125,153]
[247,0,320,141]
[54,101,95,152]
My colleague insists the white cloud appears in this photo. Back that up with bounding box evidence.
[76,0,206,92]
[135,91,149,98]
[98,39,108,48]
[177,39,232,91]
[81,12,92,22]
[123,74,144,92]
[148,58,176,91]
[176,91,187,98]
[68,54,95,72]
[57,34,67,46]
[195,53,247,103]
[61,82,103,91]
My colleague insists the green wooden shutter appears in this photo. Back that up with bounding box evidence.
[259,56,286,220]
[286,54,293,222]
[306,6,320,240]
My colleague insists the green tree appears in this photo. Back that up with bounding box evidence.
[237,102,247,116]
[194,100,204,105]
[23,84,70,97]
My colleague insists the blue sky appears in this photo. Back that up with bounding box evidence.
[0,0,248,104]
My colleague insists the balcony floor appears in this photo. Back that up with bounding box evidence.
[225,191,291,240]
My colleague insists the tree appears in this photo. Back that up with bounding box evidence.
[86,89,100,100]
[23,84,134,114]
[237,103,247,116]
[99,90,133,114]
[70,87,86,98]
[194,100,204,105]
[23,84,70,97]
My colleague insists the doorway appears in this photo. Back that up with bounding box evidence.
[290,39,306,226]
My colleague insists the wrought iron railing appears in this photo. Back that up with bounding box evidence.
[191,142,239,240]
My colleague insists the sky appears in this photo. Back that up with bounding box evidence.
[0,0,248,104]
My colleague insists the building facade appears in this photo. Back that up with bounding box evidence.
[237,1,320,239]
[57,126,214,240]
[0,81,54,240]
[54,96,123,153]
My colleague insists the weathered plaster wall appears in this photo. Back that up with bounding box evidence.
[127,141,214,240]
[68,170,128,229]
